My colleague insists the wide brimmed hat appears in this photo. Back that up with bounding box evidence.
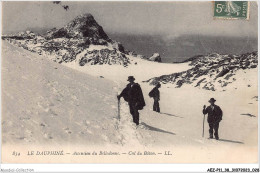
[208,98,216,102]
[127,76,135,81]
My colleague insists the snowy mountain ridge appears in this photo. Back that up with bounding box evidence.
[146,51,258,91]
[2,13,165,67]
[2,13,132,66]
[2,13,258,91]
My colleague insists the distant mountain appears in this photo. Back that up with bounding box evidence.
[145,51,258,91]
[46,13,109,40]
[2,13,164,67]
[2,13,133,66]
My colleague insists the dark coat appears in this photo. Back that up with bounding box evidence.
[149,87,160,101]
[119,83,146,110]
[203,105,223,123]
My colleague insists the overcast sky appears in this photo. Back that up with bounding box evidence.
[2,1,258,39]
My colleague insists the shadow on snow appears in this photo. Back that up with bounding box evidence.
[218,139,244,144]
[240,113,256,117]
[159,112,184,118]
[141,122,176,136]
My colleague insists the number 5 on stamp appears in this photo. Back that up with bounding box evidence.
[214,1,249,20]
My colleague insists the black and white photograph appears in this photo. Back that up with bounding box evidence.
[1,1,258,166]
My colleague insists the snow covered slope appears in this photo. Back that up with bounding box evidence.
[146,52,258,91]
[2,41,140,147]
[2,40,258,163]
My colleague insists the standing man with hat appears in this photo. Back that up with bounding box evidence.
[203,98,223,140]
[149,83,161,113]
[117,76,145,126]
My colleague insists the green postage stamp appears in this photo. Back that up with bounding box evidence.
[214,1,249,20]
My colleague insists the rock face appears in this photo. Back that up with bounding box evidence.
[145,52,258,91]
[2,13,130,66]
[149,53,161,62]
[78,48,129,66]
[50,13,109,41]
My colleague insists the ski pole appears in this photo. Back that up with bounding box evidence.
[118,99,120,121]
[202,113,205,137]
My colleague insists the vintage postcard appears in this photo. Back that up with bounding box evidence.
[1,1,258,166]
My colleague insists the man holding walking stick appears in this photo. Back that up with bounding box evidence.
[117,76,145,126]
[202,98,223,140]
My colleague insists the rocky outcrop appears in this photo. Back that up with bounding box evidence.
[50,13,109,41]
[78,48,129,66]
[148,53,161,62]
[145,52,258,91]
[2,13,130,66]
[111,41,125,53]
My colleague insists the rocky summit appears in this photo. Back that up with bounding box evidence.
[48,13,109,41]
[2,13,129,66]
[146,52,258,91]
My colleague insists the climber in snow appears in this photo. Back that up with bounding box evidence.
[117,76,146,126]
[149,83,161,113]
